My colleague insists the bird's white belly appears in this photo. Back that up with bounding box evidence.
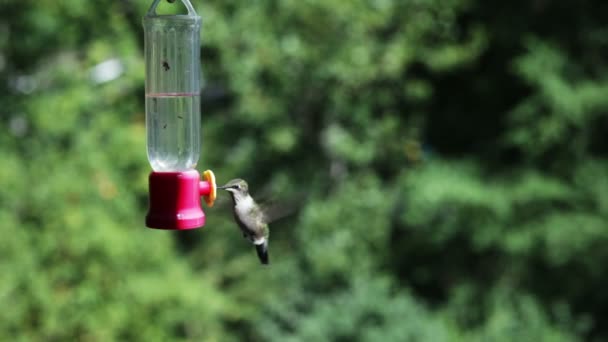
[235,196,254,216]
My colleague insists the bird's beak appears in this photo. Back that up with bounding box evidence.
[217,185,230,190]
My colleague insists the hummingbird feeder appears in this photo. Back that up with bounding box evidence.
[143,0,217,230]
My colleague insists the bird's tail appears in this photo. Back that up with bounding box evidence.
[255,241,269,265]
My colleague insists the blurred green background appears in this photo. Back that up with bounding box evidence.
[1,0,608,340]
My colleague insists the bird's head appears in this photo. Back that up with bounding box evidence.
[218,179,249,198]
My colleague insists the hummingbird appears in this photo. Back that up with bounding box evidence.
[218,179,271,265]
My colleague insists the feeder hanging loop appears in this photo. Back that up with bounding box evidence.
[146,0,197,16]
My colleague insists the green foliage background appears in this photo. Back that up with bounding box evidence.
[1,0,607,340]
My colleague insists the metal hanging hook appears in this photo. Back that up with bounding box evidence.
[146,0,197,16]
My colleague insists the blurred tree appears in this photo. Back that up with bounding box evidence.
[0,0,607,340]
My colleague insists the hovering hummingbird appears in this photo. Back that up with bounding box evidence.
[218,179,271,265]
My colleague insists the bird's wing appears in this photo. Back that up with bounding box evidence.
[260,200,300,224]
[251,187,306,224]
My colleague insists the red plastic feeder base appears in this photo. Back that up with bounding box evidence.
[146,170,205,230]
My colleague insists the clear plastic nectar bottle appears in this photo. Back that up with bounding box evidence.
[144,0,201,172]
